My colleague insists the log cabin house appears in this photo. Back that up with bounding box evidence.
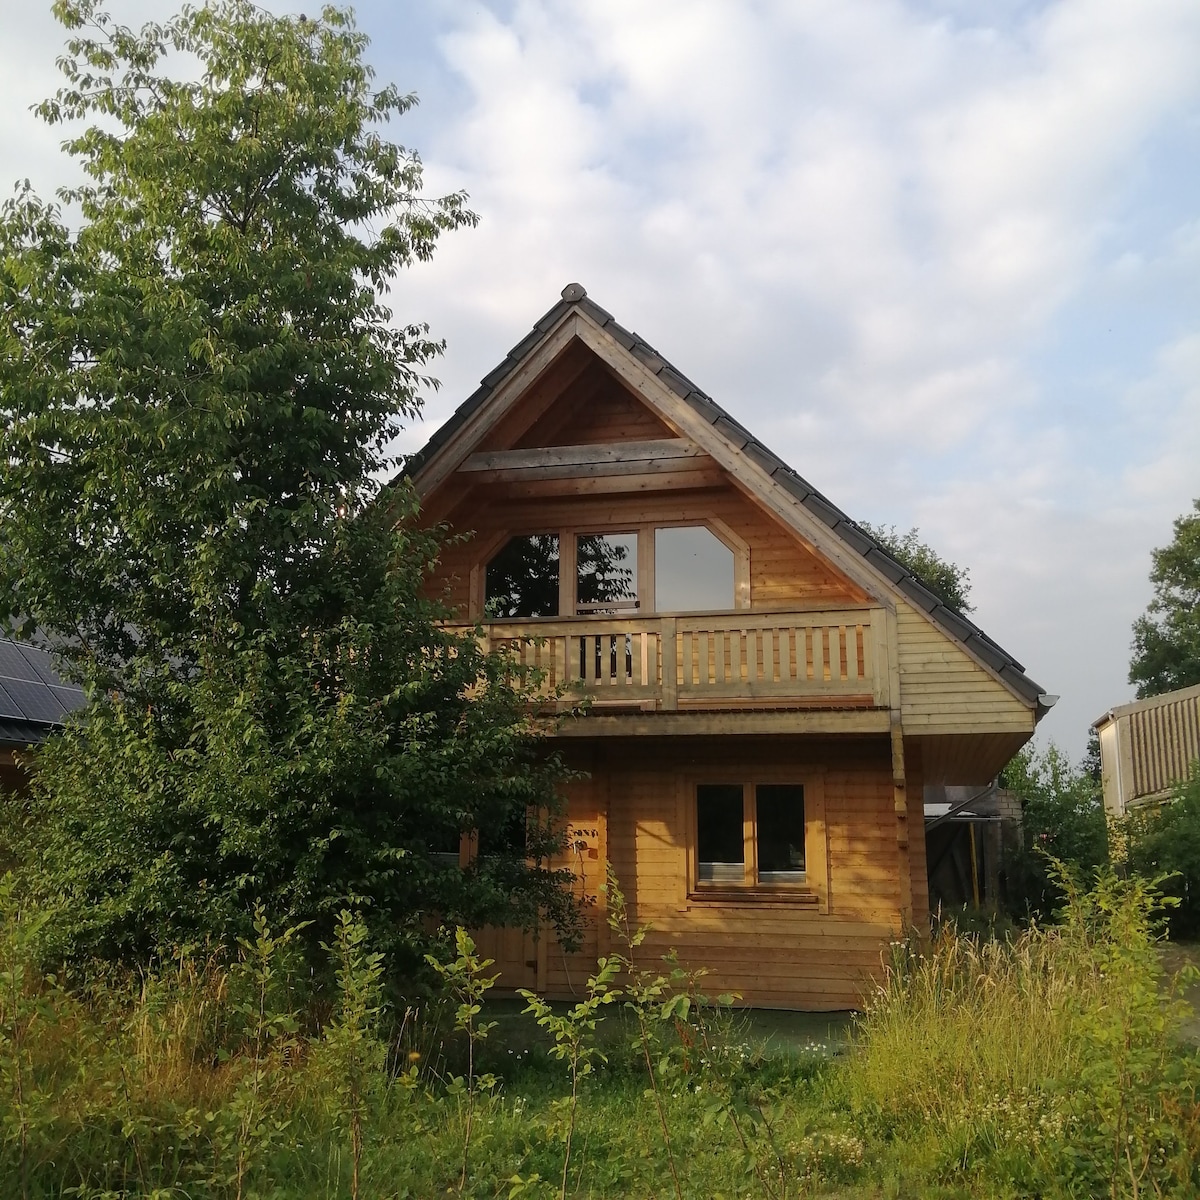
[406,283,1052,1009]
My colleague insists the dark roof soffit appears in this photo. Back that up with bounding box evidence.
[0,718,50,746]
[401,283,1045,705]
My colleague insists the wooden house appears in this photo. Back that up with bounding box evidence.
[406,283,1051,1009]
[1093,683,1200,816]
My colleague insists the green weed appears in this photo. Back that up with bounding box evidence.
[0,865,1197,1198]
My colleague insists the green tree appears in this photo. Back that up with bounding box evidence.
[0,1,578,966]
[1129,498,1200,698]
[999,743,1108,919]
[859,522,973,613]
[1119,768,1200,938]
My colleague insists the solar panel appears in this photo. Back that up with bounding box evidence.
[0,640,38,683]
[0,639,85,725]
[0,718,46,746]
[0,681,27,721]
[15,643,68,688]
[50,684,86,713]
[1,677,66,723]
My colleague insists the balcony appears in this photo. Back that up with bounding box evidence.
[457,607,891,715]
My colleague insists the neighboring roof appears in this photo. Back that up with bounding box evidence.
[1092,680,1200,729]
[0,638,85,747]
[403,283,1047,709]
[923,803,995,821]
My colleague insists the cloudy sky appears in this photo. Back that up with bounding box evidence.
[5,0,1200,759]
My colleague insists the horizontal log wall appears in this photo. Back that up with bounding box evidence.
[482,738,927,1011]
[895,600,1033,733]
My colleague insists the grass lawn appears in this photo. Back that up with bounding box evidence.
[1160,940,1200,1044]
[6,879,1200,1197]
[477,995,855,1058]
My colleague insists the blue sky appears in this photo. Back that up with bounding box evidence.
[5,0,1200,759]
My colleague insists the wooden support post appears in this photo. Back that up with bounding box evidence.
[984,821,1002,912]
[536,922,549,993]
[558,530,577,618]
[867,613,881,703]
[891,714,914,928]
[968,822,980,908]
[596,747,612,963]
[637,522,655,615]
[660,617,677,711]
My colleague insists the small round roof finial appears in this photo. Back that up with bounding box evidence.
[561,282,587,302]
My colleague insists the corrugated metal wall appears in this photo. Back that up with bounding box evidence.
[1126,689,1200,801]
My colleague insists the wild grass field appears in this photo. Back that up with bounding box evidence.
[3,869,1200,1199]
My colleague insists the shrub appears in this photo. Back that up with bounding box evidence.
[1000,743,1108,919]
[1120,766,1200,939]
[847,862,1200,1198]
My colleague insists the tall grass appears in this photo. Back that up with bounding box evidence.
[1,865,1199,1197]
[848,866,1200,1196]
[852,923,1087,1123]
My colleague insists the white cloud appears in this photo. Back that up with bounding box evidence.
[4,0,1200,759]
[402,0,1200,757]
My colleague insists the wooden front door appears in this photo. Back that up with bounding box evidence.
[472,923,538,993]
[471,773,608,997]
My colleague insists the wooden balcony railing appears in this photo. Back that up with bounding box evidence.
[459,608,889,711]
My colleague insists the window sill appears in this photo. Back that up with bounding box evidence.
[686,887,820,908]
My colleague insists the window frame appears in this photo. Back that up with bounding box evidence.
[571,528,641,616]
[683,770,828,911]
[470,519,750,620]
[481,531,563,620]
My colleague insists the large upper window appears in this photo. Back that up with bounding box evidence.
[655,525,734,612]
[485,534,559,618]
[696,782,806,887]
[479,522,744,619]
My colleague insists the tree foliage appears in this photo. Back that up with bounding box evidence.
[1129,498,1200,698]
[0,1,578,966]
[1118,767,1200,939]
[999,743,1108,919]
[858,523,973,613]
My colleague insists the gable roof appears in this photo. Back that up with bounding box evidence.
[403,283,1048,711]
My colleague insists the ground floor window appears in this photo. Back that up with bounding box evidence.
[696,782,806,887]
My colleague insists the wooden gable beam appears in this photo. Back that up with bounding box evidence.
[476,467,727,499]
[412,313,585,501]
[458,438,709,482]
